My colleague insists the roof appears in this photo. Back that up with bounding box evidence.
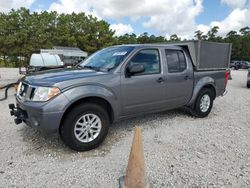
[114,41,231,70]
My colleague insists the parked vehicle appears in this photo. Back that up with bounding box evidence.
[9,41,231,151]
[240,61,250,69]
[19,53,64,74]
[40,46,88,66]
[19,47,88,75]
[230,61,239,70]
[247,69,250,88]
[230,60,250,70]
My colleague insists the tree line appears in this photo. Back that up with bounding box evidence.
[0,8,249,67]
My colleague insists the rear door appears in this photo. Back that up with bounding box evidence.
[163,48,194,107]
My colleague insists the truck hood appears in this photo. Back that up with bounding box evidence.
[22,68,109,86]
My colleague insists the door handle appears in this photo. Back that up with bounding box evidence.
[184,75,191,80]
[157,77,165,83]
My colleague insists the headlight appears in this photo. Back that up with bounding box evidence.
[16,82,22,95]
[32,86,60,101]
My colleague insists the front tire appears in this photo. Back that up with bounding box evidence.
[192,88,214,118]
[60,103,109,151]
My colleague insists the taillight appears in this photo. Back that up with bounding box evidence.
[225,70,230,86]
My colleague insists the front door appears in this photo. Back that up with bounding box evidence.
[121,48,166,116]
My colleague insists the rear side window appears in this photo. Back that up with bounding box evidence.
[165,50,186,73]
[128,49,161,75]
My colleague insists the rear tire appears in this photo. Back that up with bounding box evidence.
[191,88,214,118]
[247,83,250,88]
[60,103,109,151]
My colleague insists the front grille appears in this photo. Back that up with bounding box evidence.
[18,82,28,98]
[17,82,38,100]
[29,88,36,99]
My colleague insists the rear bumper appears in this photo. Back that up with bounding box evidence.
[9,94,69,133]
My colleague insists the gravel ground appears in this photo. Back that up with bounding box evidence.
[0,68,250,187]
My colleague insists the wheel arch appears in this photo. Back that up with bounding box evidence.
[187,78,217,107]
[60,96,114,130]
[201,84,216,100]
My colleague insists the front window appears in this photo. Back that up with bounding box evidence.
[127,49,161,75]
[79,46,134,71]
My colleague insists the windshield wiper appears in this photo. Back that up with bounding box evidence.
[84,65,110,72]
[83,65,99,71]
[75,64,109,72]
[76,65,99,71]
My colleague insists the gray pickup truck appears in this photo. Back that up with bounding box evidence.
[9,41,231,151]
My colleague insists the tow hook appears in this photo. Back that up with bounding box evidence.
[9,103,23,125]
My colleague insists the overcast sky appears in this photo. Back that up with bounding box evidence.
[0,0,249,39]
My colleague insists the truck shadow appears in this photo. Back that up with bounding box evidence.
[19,108,190,157]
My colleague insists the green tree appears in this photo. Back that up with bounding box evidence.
[0,8,116,66]
[117,33,137,44]
[169,34,180,41]
[207,26,219,40]
[225,30,241,60]
[137,32,151,43]
[239,26,250,36]
[194,30,203,40]
[0,8,250,67]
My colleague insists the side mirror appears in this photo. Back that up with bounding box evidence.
[127,64,145,77]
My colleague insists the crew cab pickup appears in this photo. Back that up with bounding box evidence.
[9,41,231,151]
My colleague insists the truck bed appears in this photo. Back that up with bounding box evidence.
[194,70,226,96]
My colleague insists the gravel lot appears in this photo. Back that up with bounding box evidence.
[0,68,250,187]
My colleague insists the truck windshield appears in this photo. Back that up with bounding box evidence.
[79,46,134,71]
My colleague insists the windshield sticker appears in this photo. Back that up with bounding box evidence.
[112,51,127,56]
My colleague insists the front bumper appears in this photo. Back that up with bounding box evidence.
[9,94,69,133]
